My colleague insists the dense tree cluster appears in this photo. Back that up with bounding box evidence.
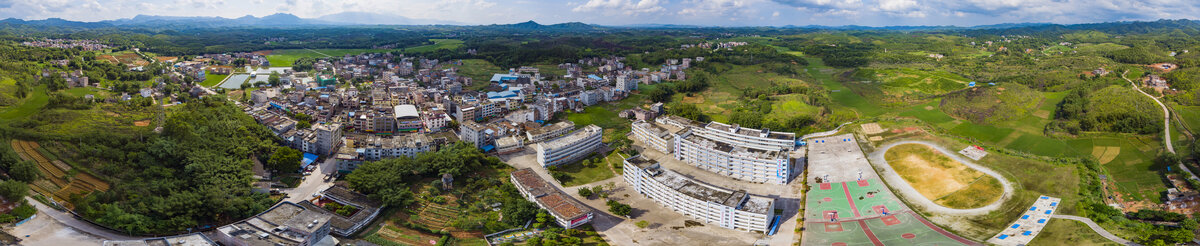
[63,95,279,235]
[345,142,499,206]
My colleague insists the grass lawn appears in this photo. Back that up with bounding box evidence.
[602,150,626,175]
[403,39,464,53]
[447,59,507,91]
[853,68,970,97]
[566,92,648,132]
[567,107,624,130]
[804,57,884,117]
[0,85,49,120]
[883,143,1002,209]
[554,156,616,187]
[200,74,229,87]
[673,63,812,122]
[1028,219,1122,246]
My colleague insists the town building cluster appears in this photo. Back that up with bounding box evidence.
[22,38,110,50]
[236,51,696,177]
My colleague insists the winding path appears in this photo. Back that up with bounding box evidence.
[1052,215,1140,246]
[867,140,1014,215]
[1120,71,1198,180]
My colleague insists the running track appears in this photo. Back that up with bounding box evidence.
[909,211,981,245]
[857,220,884,246]
[842,181,862,217]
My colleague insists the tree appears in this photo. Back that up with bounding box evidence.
[1182,218,1199,231]
[534,211,550,228]
[0,180,29,200]
[268,72,281,86]
[636,220,649,228]
[267,147,303,172]
[7,160,39,182]
[577,187,593,198]
[607,200,632,217]
[591,186,603,197]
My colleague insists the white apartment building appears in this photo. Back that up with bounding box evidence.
[696,122,795,151]
[510,168,594,229]
[527,121,576,143]
[536,125,603,166]
[674,130,792,184]
[458,121,491,149]
[623,156,775,232]
[421,110,449,132]
[357,134,434,161]
[631,120,675,153]
[314,123,342,156]
[495,135,524,155]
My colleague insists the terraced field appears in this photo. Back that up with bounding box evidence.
[10,139,109,209]
[412,199,462,231]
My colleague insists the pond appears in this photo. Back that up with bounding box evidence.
[218,74,270,89]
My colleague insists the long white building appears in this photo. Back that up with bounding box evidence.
[623,155,775,232]
[527,121,575,143]
[536,124,603,166]
[631,120,676,153]
[675,130,793,184]
[695,122,795,151]
[511,168,594,229]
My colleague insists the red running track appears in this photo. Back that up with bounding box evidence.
[908,211,982,245]
[857,220,884,246]
[842,182,862,217]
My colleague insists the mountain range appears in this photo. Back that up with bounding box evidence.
[2,13,1199,34]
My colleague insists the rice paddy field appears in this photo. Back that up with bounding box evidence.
[403,39,464,53]
[264,48,398,67]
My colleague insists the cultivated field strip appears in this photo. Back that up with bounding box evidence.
[9,139,111,209]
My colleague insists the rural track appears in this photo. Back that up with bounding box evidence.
[1121,71,1198,180]
[866,140,1014,215]
[1052,215,1140,246]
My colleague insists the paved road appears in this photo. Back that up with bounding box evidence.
[283,156,337,204]
[1052,215,1140,246]
[800,122,851,140]
[22,197,137,241]
[305,48,333,58]
[867,140,1014,215]
[1121,71,1198,180]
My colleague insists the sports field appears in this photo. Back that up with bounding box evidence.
[803,179,979,246]
[884,143,1003,209]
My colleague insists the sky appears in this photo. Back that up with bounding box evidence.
[1,0,1200,27]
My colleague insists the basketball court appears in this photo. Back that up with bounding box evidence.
[803,135,980,245]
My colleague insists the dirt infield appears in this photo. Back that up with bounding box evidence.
[884,143,1003,209]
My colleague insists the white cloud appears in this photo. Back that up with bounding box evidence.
[678,0,762,17]
[571,0,665,15]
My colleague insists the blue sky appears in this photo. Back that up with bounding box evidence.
[1,0,1199,26]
